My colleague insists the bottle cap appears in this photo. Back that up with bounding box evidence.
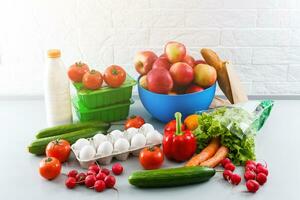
[47,49,61,58]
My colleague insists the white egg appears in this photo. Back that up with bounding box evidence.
[131,133,146,149]
[97,141,113,156]
[146,130,163,145]
[73,138,90,151]
[93,133,107,149]
[109,130,123,143]
[124,127,138,141]
[79,145,96,160]
[114,138,130,153]
[139,123,155,137]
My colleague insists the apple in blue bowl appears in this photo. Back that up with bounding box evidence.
[138,63,217,122]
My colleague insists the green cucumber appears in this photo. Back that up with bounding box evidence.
[35,121,110,139]
[128,166,215,188]
[28,128,106,155]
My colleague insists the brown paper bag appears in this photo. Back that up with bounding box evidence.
[201,48,248,107]
[209,63,248,108]
[225,63,248,104]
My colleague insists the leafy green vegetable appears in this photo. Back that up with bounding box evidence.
[193,107,256,165]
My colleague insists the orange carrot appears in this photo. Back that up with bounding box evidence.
[199,146,229,168]
[185,137,220,167]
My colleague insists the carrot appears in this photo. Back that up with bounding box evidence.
[185,137,220,167]
[199,146,229,168]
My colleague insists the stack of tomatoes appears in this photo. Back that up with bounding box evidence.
[39,139,71,180]
[68,62,127,90]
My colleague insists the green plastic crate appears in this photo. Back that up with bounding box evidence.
[73,74,136,109]
[72,96,133,122]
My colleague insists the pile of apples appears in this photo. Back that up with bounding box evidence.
[134,42,217,95]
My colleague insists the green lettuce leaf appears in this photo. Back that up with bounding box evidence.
[193,107,256,165]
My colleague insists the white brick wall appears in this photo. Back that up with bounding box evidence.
[0,0,300,96]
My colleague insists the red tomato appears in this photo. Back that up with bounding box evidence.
[67,62,89,82]
[46,139,71,163]
[39,157,61,180]
[104,65,126,88]
[82,70,103,90]
[124,116,145,130]
[139,146,164,170]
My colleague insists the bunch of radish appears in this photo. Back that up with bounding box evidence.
[221,158,241,185]
[65,163,123,192]
[221,158,269,193]
[244,160,268,193]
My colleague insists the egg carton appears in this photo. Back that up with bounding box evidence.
[71,141,161,168]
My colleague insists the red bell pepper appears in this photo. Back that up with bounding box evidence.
[162,112,197,162]
[164,119,186,135]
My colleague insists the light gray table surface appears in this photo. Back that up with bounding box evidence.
[0,97,299,200]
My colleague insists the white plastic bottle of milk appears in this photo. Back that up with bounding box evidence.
[44,49,72,126]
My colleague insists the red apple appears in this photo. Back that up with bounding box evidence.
[168,91,177,95]
[152,57,171,70]
[183,54,195,67]
[139,75,148,89]
[159,53,167,58]
[169,62,194,86]
[134,51,158,75]
[193,64,217,88]
[164,41,186,63]
[186,84,204,94]
[147,68,173,94]
[194,59,206,65]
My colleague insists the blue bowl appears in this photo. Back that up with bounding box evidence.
[138,80,216,123]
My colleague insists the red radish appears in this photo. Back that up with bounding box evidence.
[230,174,241,185]
[94,180,106,192]
[85,175,97,188]
[104,175,116,188]
[244,170,256,181]
[246,180,260,193]
[100,168,110,176]
[256,163,264,168]
[65,177,77,189]
[256,173,267,185]
[76,173,86,185]
[245,160,256,166]
[221,158,231,168]
[96,172,107,181]
[87,170,96,176]
[223,170,233,181]
[88,164,100,174]
[68,170,78,178]
[112,163,123,175]
[256,165,268,176]
[224,163,235,171]
[245,164,256,172]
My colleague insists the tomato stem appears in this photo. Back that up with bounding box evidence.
[75,61,83,67]
[112,67,119,75]
[45,157,52,162]
[90,69,97,74]
[147,146,157,152]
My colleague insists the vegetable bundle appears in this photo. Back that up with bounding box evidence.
[193,100,273,165]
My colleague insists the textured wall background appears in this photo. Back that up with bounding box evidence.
[0,0,300,96]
